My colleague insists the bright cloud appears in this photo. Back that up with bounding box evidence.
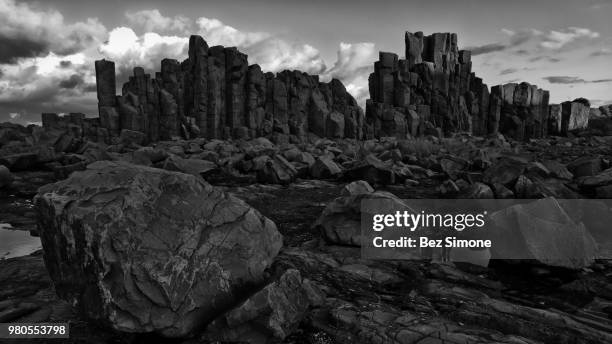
[126,9,191,34]
[540,27,600,49]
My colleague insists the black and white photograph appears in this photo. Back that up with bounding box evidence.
[1,0,612,343]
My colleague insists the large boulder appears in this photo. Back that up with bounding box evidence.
[488,197,596,269]
[315,190,409,246]
[34,161,283,337]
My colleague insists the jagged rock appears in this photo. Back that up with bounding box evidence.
[344,154,395,185]
[161,155,217,179]
[483,157,526,186]
[440,179,460,195]
[0,165,13,188]
[460,182,494,199]
[567,157,602,178]
[578,168,612,188]
[492,183,514,198]
[440,156,469,180]
[256,155,298,185]
[204,269,319,343]
[542,160,573,180]
[310,156,342,179]
[34,161,282,337]
[315,191,410,246]
[341,180,374,196]
[119,129,146,147]
[488,197,596,269]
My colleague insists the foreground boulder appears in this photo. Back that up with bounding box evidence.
[34,161,283,337]
[488,197,596,269]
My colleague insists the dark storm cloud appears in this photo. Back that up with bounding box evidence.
[0,35,49,63]
[499,68,517,75]
[468,43,507,56]
[59,74,85,89]
[544,76,612,84]
[59,74,96,92]
[0,0,107,62]
[529,56,561,63]
[514,50,530,56]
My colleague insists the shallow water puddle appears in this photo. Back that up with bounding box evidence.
[0,223,41,259]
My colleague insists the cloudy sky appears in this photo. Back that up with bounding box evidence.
[1,0,611,125]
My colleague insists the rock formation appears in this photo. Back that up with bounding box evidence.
[34,161,283,337]
[94,35,363,144]
[365,32,492,139]
[492,82,550,140]
[86,31,601,143]
[560,100,590,134]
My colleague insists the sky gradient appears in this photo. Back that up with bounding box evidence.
[1,0,611,125]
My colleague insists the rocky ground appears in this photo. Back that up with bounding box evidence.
[2,122,612,343]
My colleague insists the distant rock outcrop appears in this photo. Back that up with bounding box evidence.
[365,32,489,138]
[491,82,550,140]
[93,35,363,143]
[41,31,598,142]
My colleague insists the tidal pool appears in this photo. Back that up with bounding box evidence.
[0,223,42,259]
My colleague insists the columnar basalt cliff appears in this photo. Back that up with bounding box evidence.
[94,35,364,143]
[362,32,597,141]
[84,31,596,143]
[365,32,493,139]
[490,82,550,140]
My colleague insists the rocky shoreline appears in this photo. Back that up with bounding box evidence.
[2,27,612,344]
[1,126,612,343]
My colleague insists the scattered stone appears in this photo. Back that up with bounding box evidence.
[492,183,514,199]
[344,154,395,185]
[0,165,13,188]
[568,157,602,178]
[483,157,526,186]
[204,269,320,344]
[310,156,342,179]
[460,182,494,199]
[341,180,375,196]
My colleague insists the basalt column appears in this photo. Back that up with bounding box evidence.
[95,60,120,137]
[207,46,227,139]
[159,59,182,139]
[225,47,248,138]
[185,35,209,137]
